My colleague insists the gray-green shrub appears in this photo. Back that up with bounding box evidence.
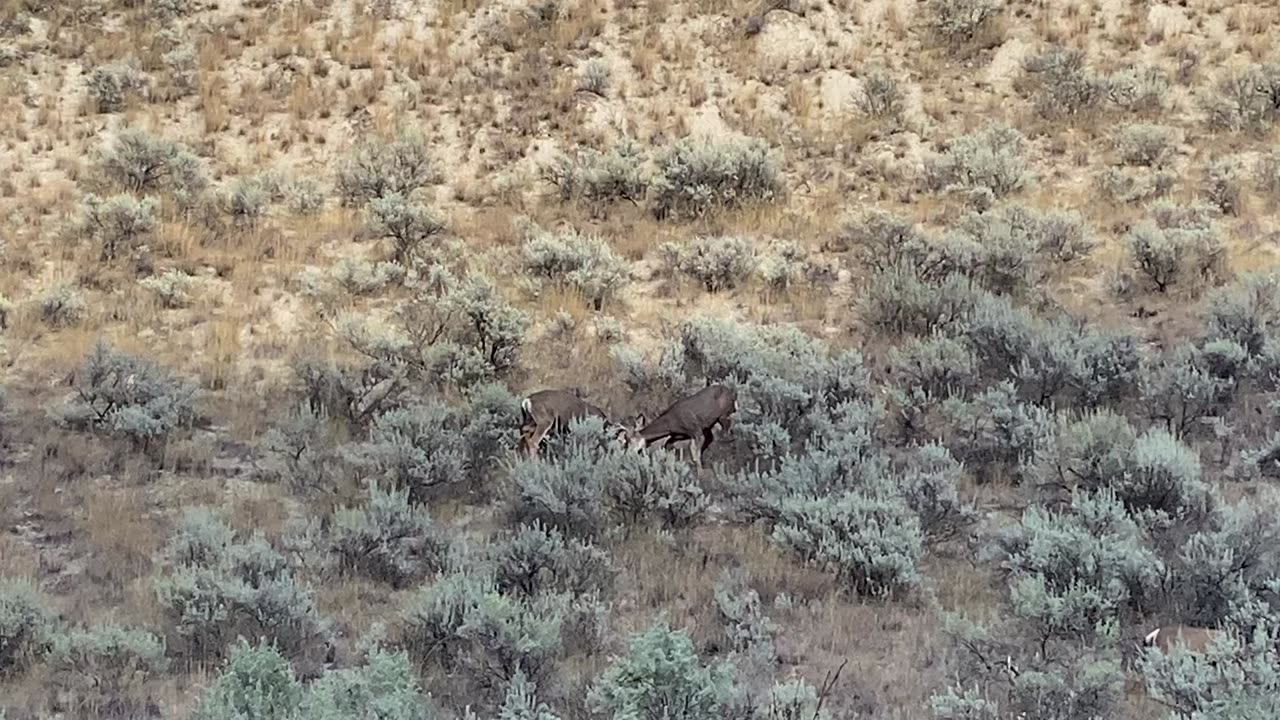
[1127,202,1225,292]
[649,135,782,220]
[489,521,614,599]
[55,341,198,452]
[97,128,208,196]
[79,193,157,261]
[87,61,147,113]
[335,130,438,207]
[588,620,736,720]
[368,192,447,263]
[49,624,168,714]
[543,140,648,216]
[325,481,449,587]
[0,578,58,675]
[522,228,630,310]
[663,235,758,292]
[1021,46,1107,121]
[924,123,1028,198]
[1202,63,1280,133]
[1111,123,1180,168]
[927,0,1000,48]
[152,508,332,665]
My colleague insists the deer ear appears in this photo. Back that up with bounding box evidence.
[633,414,646,429]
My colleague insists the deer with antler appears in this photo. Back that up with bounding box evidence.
[624,384,738,467]
[518,389,634,458]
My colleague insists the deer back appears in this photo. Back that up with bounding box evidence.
[1144,625,1220,653]
[638,384,736,441]
[522,389,608,425]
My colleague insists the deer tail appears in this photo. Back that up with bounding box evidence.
[1143,628,1160,644]
[521,397,533,416]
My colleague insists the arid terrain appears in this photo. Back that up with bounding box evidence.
[2,0,1280,718]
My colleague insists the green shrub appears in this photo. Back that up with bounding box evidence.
[1201,272,1280,355]
[326,481,450,588]
[41,284,87,327]
[649,135,782,220]
[1127,203,1225,292]
[1111,123,1180,168]
[663,235,758,292]
[927,0,1000,48]
[97,127,207,196]
[49,624,168,715]
[398,572,583,692]
[1105,65,1171,115]
[924,123,1028,198]
[1021,46,1107,121]
[835,209,934,274]
[522,228,630,310]
[0,578,58,675]
[542,140,648,216]
[1202,157,1246,216]
[1140,344,1236,439]
[1202,63,1280,133]
[55,341,199,452]
[588,620,736,720]
[191,639,303,720]
[153,509,332,665]
[335,130,438,207]
[298,646,430,720]
[994,490,1163,643]
[368,192,447,263]
[771,490,923,597]
[87,61,147,113]
[79,193,157,261]
[855,67,904,123]
[940,381,1054,483]
[862,266,981,336]
[489,521,614,599]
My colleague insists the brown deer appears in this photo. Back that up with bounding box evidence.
[519,389,631,458]
[627,384,738,467]
[1143,624,1223,654]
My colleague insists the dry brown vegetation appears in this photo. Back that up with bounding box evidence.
[2,0,1280,717]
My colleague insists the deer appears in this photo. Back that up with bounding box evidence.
[518,389,632,458]
[1142,624,1224,655]
[625,384,738,467]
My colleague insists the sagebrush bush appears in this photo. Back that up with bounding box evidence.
[1257,150,1280,200]
[1127,203,1225,292]
[1203,63,1280,133]
[1204,273,1280,355]
[940,381,1054,484]
[341,273,530,387]
[772,490,924,597]
[0,578,58,675]
[50,624,168,713]
[55,342,199,452]
[1111,123,1180,168]
[522,228,630,310]
[489,521,614,599]
[835,208,933,274]
[508,417,709,538]
[140,269,197,308]
[1140,343,1236,439]
[896,443,978,546]
[87,61,147,113]
[649,135,782,220]
[325,481,450,588]
[79,193,157,261]
[40,284,87,327]
[398,571,585,692]
[992,489,1164,641]
[1094,166,1176,205]
[1021,46,1107,121]
[97,128,207,196]
[927,0,1000,48]
[543,139,648,215]
[1105,64,1171,115]
[153,509,332,665]
[1202,157,1246,216]
[855,67,904,123]
[663,235,758,292]
[924,123,1028,198]
[1138,625,1280,719]
[368,192,447,263]
[588,620,736,720]
[861,265,981,337]
[335,129,437,207]
[576,58,610,96]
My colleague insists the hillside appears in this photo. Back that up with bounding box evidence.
[2,0,1280,718]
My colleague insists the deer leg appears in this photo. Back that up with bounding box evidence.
[700,427,715,454]
[526,421,553,458]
